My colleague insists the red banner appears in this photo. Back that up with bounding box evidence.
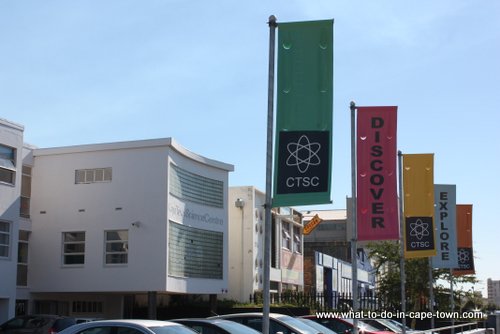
[357,106,398,241]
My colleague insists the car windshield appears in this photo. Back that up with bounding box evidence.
[374,319,401,332]
[150,325,197,334]
[299,319,338,334]
[342,319,380,332]
[275,315,321,334]
[213,321,260,334]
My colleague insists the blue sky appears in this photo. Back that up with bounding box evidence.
[1,1,499,296]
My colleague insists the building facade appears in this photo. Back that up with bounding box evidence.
[0,123,234,320]
[227,186,304,302]
[302,209,375,298]
[488,278,500,307]
[0,118,25,322]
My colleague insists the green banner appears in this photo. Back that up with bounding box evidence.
[273,19,334,207]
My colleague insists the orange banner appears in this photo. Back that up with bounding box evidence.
[453,204,475,275]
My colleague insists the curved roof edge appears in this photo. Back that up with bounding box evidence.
[33,137,234,172]
[0,117,25,131]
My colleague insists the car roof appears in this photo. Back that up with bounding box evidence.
[173,318,234,323]
[209,312,291,318]
[73,320,180,327]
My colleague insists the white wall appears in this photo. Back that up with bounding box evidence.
[29,143,170,292]
[0,119,24,322]
[227,186,264,302]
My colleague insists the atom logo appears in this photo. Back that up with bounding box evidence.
[286,135,321,173]
[409,218,429,240]
[458,249,470,264]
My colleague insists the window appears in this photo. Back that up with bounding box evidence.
[17,230,30,286]
[169,164,223,208]
[281,222,291,250]
[293,225,301,253]
[0,144,16,185]
[168,221,223,279]
[75,168,112,184]
[0,221,11,257]
[72,301,103,313]
[104,230,128,264]
[20,166,32,218]
[62,232,85,265]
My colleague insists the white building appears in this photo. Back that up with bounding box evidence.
[0,118,25,322]
[0,127,234,320]
[227,186,304,303]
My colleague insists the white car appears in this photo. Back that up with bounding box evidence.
[57,319,198,334]
[209,312,323,334]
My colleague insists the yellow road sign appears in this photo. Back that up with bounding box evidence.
[303,214,323,235]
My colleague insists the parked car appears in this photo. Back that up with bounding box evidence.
[297,318,339,334]
[301,316,393,334]
[57,320,197,334]
[74,318,103,324]
[209,313,322,334]
[171,318,260,334]
[0,315,76,334]
[363,319,422,334]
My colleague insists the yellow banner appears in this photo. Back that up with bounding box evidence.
[403,154,436,258]
[403,154,435,217]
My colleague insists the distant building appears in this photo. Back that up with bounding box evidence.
[488,278,500,307]
[302,208,375,296]
[227,186,304,302]
[302,209,350,263]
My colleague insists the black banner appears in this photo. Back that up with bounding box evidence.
[275,131,330,195]
[405,216,435,251]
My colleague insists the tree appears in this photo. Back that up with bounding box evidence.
[367,241,478,314]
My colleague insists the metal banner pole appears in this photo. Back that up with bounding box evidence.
[350,101,359,334]
[450,269,455,334]
[398,151,407,334]
[263,14,277,334]
[429,258,435,329]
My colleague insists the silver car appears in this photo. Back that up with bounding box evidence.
[209,313,323,334]
[171,318,261,334]
[57,319,198,334]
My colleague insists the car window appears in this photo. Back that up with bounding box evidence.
[150,325,198,334]
[54,319,77,331]
[269,321,292,334]
[182,324,218,334]
[318,320,351,334]
[116,327,144,334]
[77,326,113,334]
[212,321,259,334]
[2,318,26,329]
[25,317,51,329]
[242,318,262,332]
[184,325,201,334]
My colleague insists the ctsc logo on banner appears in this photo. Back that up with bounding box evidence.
[286,134,321,173]
[457,247,474,270]
[277,131,329,194]
[406,217,435,250]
